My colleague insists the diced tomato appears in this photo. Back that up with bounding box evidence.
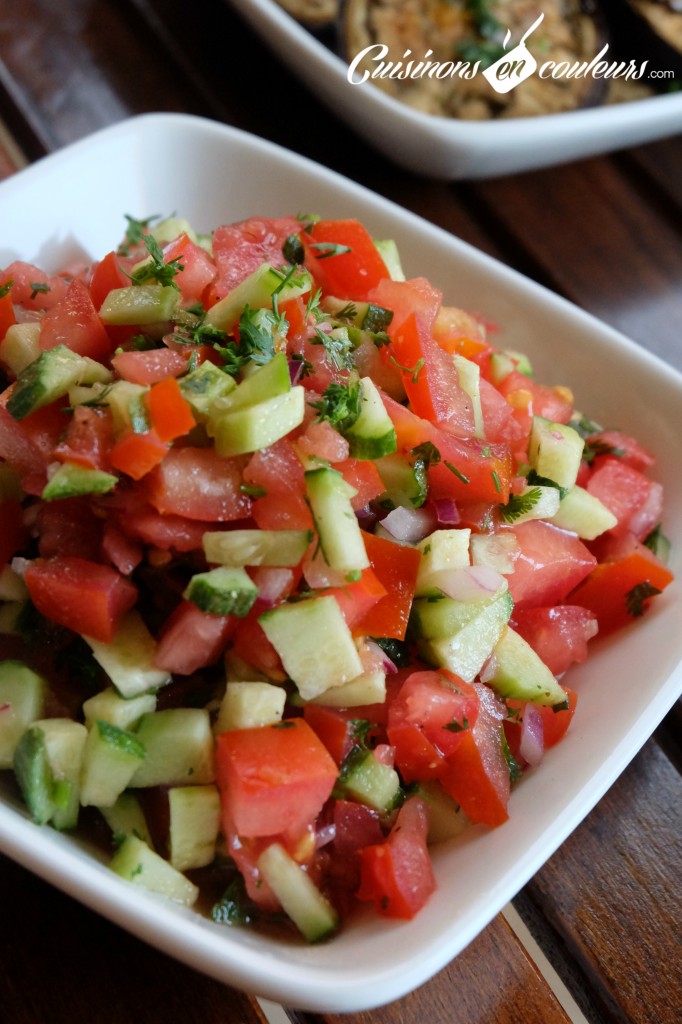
[439,684,510,827]
[303,705,361,766]
[569,541,673,635]
[101,519,143,575]
[23,555,137,643]
[244,438,313,530]
[353,531,421,640]
[208,216,300,303]
[89,250,130,310]
[328,799,385,911]
[0,277,16,341]
[541,687,578,748]
[36,498,103,561]
[144,446,251,521]
[304,219,390,301]
[334,457,385,510]
[146,376,196,442]
[3,261,69,311]
[505,687,578,765]
[154,599,235,674]
[369,277,442,334]
[105,488,217,553]
[295,418,349,463]
[53,406,113,472]
[389,313,475,437]
[387,670,480,781]
[215,718,338,838]
[109,428,169,481]
[497,370,573,424]
[230,606,286,680]
[432,304,489,354]
[0,499,28,565]
[479,378,527,451]
[323,567,387,632]
[586,430,655,472]
[512,605,597,676]
[357,798,435,919]
[505,520,597,609]
[586,459,662,540]
[161,232,216,304]
[112,348,189,385]
[39,278,112,363]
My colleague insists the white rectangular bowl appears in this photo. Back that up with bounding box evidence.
[228,0,682,179]
[0,114,680,1012]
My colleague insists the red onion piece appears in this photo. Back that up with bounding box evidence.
[380,505,436,544]
[288,359,304,385]
[249,567,295,607]
[315,823,337,849]
[519,703,545,767]
[432,497,460,525]
[363,639,398,675]
[436,564,506,603]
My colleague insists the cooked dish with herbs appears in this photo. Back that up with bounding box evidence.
[0,212,673,940]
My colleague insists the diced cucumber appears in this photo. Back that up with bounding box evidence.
[130,708,215,787]
[0,660,45,769]
[260,596,364,701]
[82,686,157,731]
[485,626,568,707]
[304,466,369,573]
[470,532,518,575]
[100,791,152,847]
[205,263,312,331]
[414,589,513,683]
[373,238,405,281]
[309,667,386,708]
[416,528,472,595]
[528,416,584,490]
[7,345,112,420]
[550,484,618,540]
[83,611,170,699]
[322,297,393,333]
[79,720,146,808]
[0,321,41,375]
[150,216,198,246]
[98,284,179,325]
[413,782,468,843]
[215,681,286,732]
[33,718,88,830]
[375,451,427,509]
[210,352,291,415]
[110,834,199,906]
[178,360,236,420]
[183,566,258,617]
[13,726,54,825]
[257,842,339,943]
[203,528,311,568]
[168,784,221,871]
[343,377,397,460]
[41,463,118,501]
[489,349,532,384]
[99,379,147,434]
[209,386,305,457]
[335,747,401,814]
[453,354,484,438]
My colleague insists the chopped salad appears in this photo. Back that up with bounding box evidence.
[0,212,673,940]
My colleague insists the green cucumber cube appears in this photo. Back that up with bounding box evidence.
[205,263,312,332]
[183,566,258,618]
[7,345,111,420]
[343,377,397,460]
[309,667,386,708]
[130,708,215,788]
[550,484,618,540]
[210,351,291,414]
[80,720,146,808]
[416,589,514,683]
[110,835,199,906]
[416,528,472,595]
[100,791,153,847]
[34,718,88,830]
[0,322,41,376]
[178,360,236,420]
[98,284,179,325]
[260,596,364,701]
[257,842,338,942]
[41,463,118,501]
[215,681,286,732]
[305,466,369,573]
[82,686,157,731]
[0,660,45,769]
[485,626,568,707]
[210,386,305,457]
[528,416,584,490]
[83,611,170,699]
[336,748,401,815]
[168,784,221,871]
[203,528,311,568]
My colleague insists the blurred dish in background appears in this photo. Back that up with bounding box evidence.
[278,0,340,23]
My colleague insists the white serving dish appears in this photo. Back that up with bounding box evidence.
[227,0,682,179]
[0,113,680,1013]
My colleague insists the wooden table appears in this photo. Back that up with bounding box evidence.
[0,2,680,1022]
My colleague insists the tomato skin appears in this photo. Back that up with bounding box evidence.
[215,719,338,839]
[369,277,442,334]
[0,280,16,341]
[208,216,300,302]
[36,499,103,560]
[569,544,673,635]
[244,438,313,531]
[334,458,385,510]
[23,555,137,643]
[357,798,435,919]
[587,430,655,473]
[304,219,390,301]
[303,705,360,766]
[39,278,112,363]
[89,250,129,310]
[353,531,421,640]
[230,606,285,680]
[161,233,216,304]
[154,600,235,674]
[3,261,69,311]
[497,370,573,424]
[109,428,169,481]
[144,447,252,522]
[439,685,510,827]
[586,459,662,540]
[323,567,387,632]
[146,376,196,442]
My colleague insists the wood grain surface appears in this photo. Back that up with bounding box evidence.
[0,1,680,1021]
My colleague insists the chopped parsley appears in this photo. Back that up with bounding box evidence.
[526,468,568,499]
[444,461,470,485]
[389,355,425,383]
[309,241,352,259]
[311,325,355,372]
[129,234,183,289]
[498,487,542,523]
[334,302,358,323]
[501,730,523,783]
[282,234,305,265]
[443,717,469,734]
[212,876,258,927]
[29,282,50,300]
[214,306,277,377]
[117,213,160,256]
[625,581,662,618]
[310,379,362,432]
[582,438,626,464]
[0,278,13,299]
